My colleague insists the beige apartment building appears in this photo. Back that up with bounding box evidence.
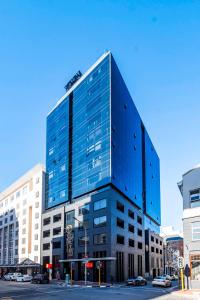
[0,164,45,275]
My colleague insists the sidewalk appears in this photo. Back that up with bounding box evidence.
[172,289,200,298]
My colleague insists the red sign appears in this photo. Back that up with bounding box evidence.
[46,263,53,269]
[86,262,93,269]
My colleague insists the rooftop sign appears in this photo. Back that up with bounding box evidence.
[64,70,82,92]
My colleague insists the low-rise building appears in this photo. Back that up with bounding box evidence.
[145,229,163,278]
[160,226,183,275]
[0,164,45,275]
[178,165,200,288]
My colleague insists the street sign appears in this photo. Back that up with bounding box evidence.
[178,256,184,269]
[96,261,103,269]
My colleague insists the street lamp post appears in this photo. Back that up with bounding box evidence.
[73,216,87,285]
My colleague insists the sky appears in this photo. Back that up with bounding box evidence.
[0,0,200,231]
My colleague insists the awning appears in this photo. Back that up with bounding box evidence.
[59,257,116,263]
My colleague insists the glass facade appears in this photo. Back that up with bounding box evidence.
[46,98,69,208]
[46,52,161,226]
[72,56,111,197]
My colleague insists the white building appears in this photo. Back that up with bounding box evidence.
[0,164,45,274]
[178,164,200,288]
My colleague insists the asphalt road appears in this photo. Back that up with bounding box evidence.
[0,280,192,300]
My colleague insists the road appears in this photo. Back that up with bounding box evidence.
[0,280,194,300]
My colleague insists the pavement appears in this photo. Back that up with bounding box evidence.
[0,280,197,300]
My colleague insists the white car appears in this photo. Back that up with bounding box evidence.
[3,273,14,281]
[152,276,172,288]
[10,273,22,281]
[16,274,33,282]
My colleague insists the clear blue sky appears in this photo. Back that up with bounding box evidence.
[0,0,200,230]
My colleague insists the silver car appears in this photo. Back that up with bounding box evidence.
[152,276,172,288]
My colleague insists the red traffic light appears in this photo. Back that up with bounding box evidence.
[86,262,93,269]
[46,263,53,269]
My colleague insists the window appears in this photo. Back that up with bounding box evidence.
[128,209,134,219]
[23,199,27,206]
[156,238,158,244]
[35,223,39,230]
[151,236,154,242]
[34,234,38,240]
[10,215,13,222]
[35,191,39,198]
[36,177,40,184]
[16,221,19,228]
[34,245,38,251]
[60,164,66,172]
[156,248,159,254]
[137,229,143,237]
[53,241,61,249]
[43,230,50,238]
[53,227,61,236]
[87,172,101,185]
[160,241,162,246]
[79,203,90,215]
[138,242,143,249]
[94,199,107,211]
[22,238,26,244]
[137,216,142,225]
[22,219,26,225]
[43,217,51,226]
[15,249,18,255]
[94,233,106,245]
[23,186,27,195]
[94,216,107,227]
[117,235,124,245]
[129,239,135,247]
[117,217,124,228]
[151,246,155,252]
[34,256,38,263]
[160,249,162,255]
[35,213,39,219]
[116,201,124,213]
[49,171,54,179]
[22,228,26,234]
[190,189,200,207]
[21,248,25,254]
[88,156,101,170]
[60,190,66,198]
[49,148,54,156]
[192,222,200,240]
[128,224,134,233]
[23,209,26,215]
[78,236,89,246]
[53,214,61,223]
[16,191,20,198]
[43,243,50,250]
[35,202,39,208]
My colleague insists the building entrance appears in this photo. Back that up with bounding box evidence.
[191,255,200,280]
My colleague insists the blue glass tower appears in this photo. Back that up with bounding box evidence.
[46,51,161,226]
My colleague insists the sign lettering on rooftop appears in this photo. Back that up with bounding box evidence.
[64,71,82,92]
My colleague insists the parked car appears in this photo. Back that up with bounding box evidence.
[152,276,172,288]
[11,273,22,281]
[127,276,147,286]
[3,273,14,281]
[16,274,33,282]
[31,274,49,284]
